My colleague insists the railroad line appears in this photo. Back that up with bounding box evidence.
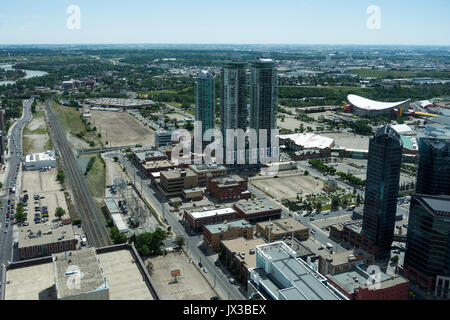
[46,103,111,248]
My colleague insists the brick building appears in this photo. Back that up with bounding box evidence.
[256,217,309,242]
[188,163,227,185]
[318,249,374,276]
[184,207,239,232]
[233,198,282,222]
[206,174,251,202]
[203,219,253,251]
[18,224,77,260]
[326,265,409,300]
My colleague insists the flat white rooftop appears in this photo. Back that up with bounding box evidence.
[188,207,236,220]
[279,133,334,149]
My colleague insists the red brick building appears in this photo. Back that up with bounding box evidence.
[18,224,77,260]
[340,222,379,257]
[184,207,240,232]
[326,266,409,300]
[206,175,251,202]
[233,198,282,222]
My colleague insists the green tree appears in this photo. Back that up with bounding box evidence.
[55,207,66,219]
[110,226,128,244]
[175,236,185,247]
[56,170,65,184]
[15,206,27,224]
[113,156,119,162]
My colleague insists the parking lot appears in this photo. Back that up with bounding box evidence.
[20,169,68,225]
[146,251,217,300]
[251,174,323,200]
[90,110,155,146]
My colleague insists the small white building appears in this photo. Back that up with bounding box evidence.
[25,151,57,171]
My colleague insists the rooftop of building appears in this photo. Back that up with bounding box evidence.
[211,174,245,187]
[204,219,252,234]
[415,194,450,216]
[221,237,267,270]
[160,168,196,180]
[53,248,107,299]
[320,248,373,266]
[187,207,236,220]
[327,264,408,294]
[84,98,154,107]
[189,163,227,174]
[257,217,308,235]
[251,242,343,300]
[134,150,166,162]
[18,223,75,249]
[343,220,363,234]
[279,133,334,149]
[25,151,56,163]
[104,197,120,215]
[4,246,155,300]
[142,159,174,170]
[400,135,418,151]
[234,198,281,215]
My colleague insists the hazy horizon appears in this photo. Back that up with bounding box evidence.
[1,0,450,46]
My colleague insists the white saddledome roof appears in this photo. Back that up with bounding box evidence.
[348,94,409,111]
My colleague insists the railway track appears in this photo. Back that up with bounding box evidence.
[46,103,111,248]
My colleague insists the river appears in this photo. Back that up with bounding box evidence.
[0,64,48,86]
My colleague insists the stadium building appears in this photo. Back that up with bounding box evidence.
[346,94,410,118]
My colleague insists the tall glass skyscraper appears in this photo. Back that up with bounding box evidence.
[220,60,248,145]
[403,194,450,297]
[361,125,403,260]
[250,58,278,148]
[195,70,215,137]
[416,137,450,196]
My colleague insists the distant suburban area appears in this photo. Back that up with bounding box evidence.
[0,44,449,301]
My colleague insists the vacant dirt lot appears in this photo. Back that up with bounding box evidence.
[277,116,319,131]
[251,174,324,200]
[21,169,68,225]
[90,110,155,146]
[22,111,51,154]
[147,251,217,300]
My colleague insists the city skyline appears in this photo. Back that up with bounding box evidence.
[1,0,450,45]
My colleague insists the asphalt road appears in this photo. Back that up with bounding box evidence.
[0,98,33,267]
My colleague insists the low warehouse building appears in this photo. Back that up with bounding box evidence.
[24,151,57,171]
[184,207,239,232]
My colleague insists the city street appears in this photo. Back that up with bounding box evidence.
[0,98,33,268]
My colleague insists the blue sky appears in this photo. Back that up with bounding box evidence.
[0,0,449,45]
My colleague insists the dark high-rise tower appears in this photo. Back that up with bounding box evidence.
[250,58,278,148]
[195,70,215,137]
[416,137,450,196]
[361,125,403,260]
[403,194,450,298]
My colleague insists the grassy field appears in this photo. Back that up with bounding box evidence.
[82,154,106,199]
[23,111,47,135]
[52,101,102,147]
[22,136,33,155]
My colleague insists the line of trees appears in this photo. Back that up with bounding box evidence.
[336,171,365,187]
[309,159,336,175]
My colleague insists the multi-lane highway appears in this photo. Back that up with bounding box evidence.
[46,102,111,248]
[0,98,33,267]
